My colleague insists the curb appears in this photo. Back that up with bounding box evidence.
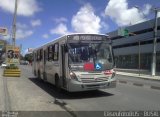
[118,80,160,91]
[150,86,160,90]
[116,72,160,82]
[54,99,77,117]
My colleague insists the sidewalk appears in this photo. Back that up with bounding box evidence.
[0,67,71,112]
[116,68,160,81]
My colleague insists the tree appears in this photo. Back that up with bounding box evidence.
[24,53,33,62]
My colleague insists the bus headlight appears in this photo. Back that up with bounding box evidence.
[69,71,79,81]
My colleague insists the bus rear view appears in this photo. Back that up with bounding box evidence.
[66,34,116,92]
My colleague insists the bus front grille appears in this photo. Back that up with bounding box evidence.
[80,77,108,83]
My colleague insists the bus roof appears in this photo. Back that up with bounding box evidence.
[33,33,110,51]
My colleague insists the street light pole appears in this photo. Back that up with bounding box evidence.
[12,0,18,47]
[135,6,160,76]
[138,41,141,76]
[151,8,160,76]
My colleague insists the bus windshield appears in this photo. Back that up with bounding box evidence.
[68,42,114,71]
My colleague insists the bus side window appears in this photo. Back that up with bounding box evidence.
[53,43,59,61]
[45,48,48,61]
[47,47,49,61]
[48,46,53,61]
[40,49,43,61]
[34,52,36,62]
[36,51,39,61]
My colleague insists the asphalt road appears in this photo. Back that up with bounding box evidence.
[118,74,160,87]
[0,65,160,117]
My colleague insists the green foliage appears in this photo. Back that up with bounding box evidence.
[24,53,33,62]
[5,64,19,69]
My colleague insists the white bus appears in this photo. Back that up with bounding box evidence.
[32,33,116,92]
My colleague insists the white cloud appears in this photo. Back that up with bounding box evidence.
[31,19,41,27]
[105,0,151,26]
[71,3,101,33]
[17,23,28,29]
[16,29,33,39]
[50,23,70,36]
[42,34,49,39]
[158,12,160,17]
[24,49,28,54]
[0,0,41,16]
[53,17,68,23]
[16,22,34,39]
[24,48,31,55]
[142,4,152,15]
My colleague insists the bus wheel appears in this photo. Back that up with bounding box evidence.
[38,70,41,79]
[43,72,47,82]
[34,70,36,76]
[55,75,61,91]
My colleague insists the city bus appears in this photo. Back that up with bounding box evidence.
[32,33,116,92]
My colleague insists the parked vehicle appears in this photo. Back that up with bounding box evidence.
[1,62,7,68]
[20,60,29,65]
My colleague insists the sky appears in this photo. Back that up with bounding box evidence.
[0,0,160,54]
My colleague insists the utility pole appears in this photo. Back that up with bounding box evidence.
[138,41,141,76]
[151,8,160,76]
[12,0,18,47]
[134,6,160,76]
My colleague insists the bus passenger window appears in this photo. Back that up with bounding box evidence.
[45,49,48,60]
[48,46,53,61]
[37,51,39,61]
[53,43,59,61]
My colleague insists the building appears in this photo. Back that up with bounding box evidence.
[0,40,7,63]
[107,18,160,73]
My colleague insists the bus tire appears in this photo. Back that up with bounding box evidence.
[34,70,36,76]
[55,75,61,91]
[38,70,41,80]
[43,72,47,82]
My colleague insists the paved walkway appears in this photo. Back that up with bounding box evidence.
[116,68,160,81]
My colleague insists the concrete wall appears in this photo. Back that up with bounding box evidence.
[114,43,160,56]
[107,18,160,56]
[108,18,160,37]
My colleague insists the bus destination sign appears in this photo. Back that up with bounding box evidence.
[67,34,107,42]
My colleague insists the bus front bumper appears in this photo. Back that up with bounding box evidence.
[67,79,117,92]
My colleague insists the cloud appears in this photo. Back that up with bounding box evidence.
[53,17,68,23]
[0,0,41,16]
[142,4,152,15]
[158,13,160,17]
[105,0,151,26]
[31,19,41,27]
[71,3,101,33]
[50,23,70,36]
[24,48,31,55]
[16,29,33,39]
[17,22,28,29]
[24,49,28,54]
[42,34,49,39]
[16,22,34,39]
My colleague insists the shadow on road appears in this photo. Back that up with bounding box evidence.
[29,77,114,100]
